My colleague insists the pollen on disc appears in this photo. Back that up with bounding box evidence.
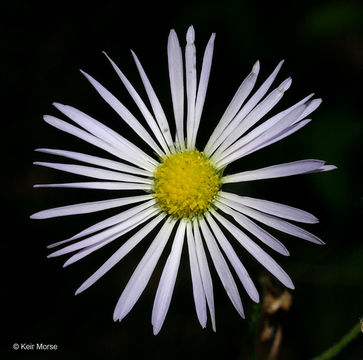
[152,150,221,219]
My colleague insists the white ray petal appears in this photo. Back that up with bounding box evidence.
[35,148,151,177]
[211,210,294,289]
[193,219,216,331]
[185,26,197,149]
[243,119,311,158]
[103,51,170,155]
[206,60,284,157]
[47,199,157,248]
[222,160,328,183]
[219,197,324,245]
[53,103,157,167]
[43,115,155,172]
[167,29,185,149]
[192,32,215,147]
[220,191,318,224]
[31,194,152,219]
[65,200,156,241]
[34,162,153,184]
[152,219,186,334]
[216,198,289,256]
[34,181,151,191]
[239,60,285,114]
[80,70,164,156]
[216,102,308,163]
[113,217,177,322]
[199,217,244,318]
[218,94,313,159]
[297,98,322,123]
[205,61,260,155]
[186,222,207,328]
[53,103,130,148]
[205,213,260,302]
[319,165,337,172]
[212,77,292,160]
[66,230,126,267]
[48,206,158,257]
[259,93,314,127]
[74,213,166,293]
[64,209,159,267]
[131,50,175,152]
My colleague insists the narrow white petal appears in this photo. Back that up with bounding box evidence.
[205,213,260,302]
[242,59,285,108]
[47,199,157,248]
[199,217,244,318]
[103,52,170,155]
[152,219,186,334]
[48,206,158,257]
[80,70,164,156]
[296,98,322,123]
[131,50,175,152]
[212,77,292,160]
[206,60,284,157]
[75,213,166,294]
[222,160,327,183]
[219,197,324,245]
[261,93,314,127]
[211,210,295,289]
[34,162,153,184]
[319,165,337,172]
[35,148,151,177]
[217,96,320,164]
[243,119,311,157]
[229,94,313,155]
[34,182,151,191]
[43,115,155,172]
[192,33,215,147]
[216,104,307,165]
[66,231,125,267]
[216,198,289,255]
[230,59,284,121]
[31,194,152,219]
[66,200,156,241]
[167,29,185,149]
[186,222,207,328]
[185,26,197,149]
[53,103,129,148]
[113,217,177,322]
[205,61,260,155]
[193,219,216,331]
[53,103,157,167]
[220,191,318,224]
[64,209,159,267]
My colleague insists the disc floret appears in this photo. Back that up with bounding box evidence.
[153,150,221,219]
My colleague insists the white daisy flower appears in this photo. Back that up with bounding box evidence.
[32,25,336,334]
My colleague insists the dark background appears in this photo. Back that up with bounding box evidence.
[2,0,363,359]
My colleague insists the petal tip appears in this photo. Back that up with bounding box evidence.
[287,280,295,290]
[252,60,260,74]
[29,213,40,220]
[74,287,82,296]
[186,25,195,43]
[279,77,292,92]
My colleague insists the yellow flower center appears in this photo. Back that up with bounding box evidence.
[153,150,221,219]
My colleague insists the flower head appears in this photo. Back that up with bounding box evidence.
[32,26,336,334]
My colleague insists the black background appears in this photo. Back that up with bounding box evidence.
[2,0,363,359]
